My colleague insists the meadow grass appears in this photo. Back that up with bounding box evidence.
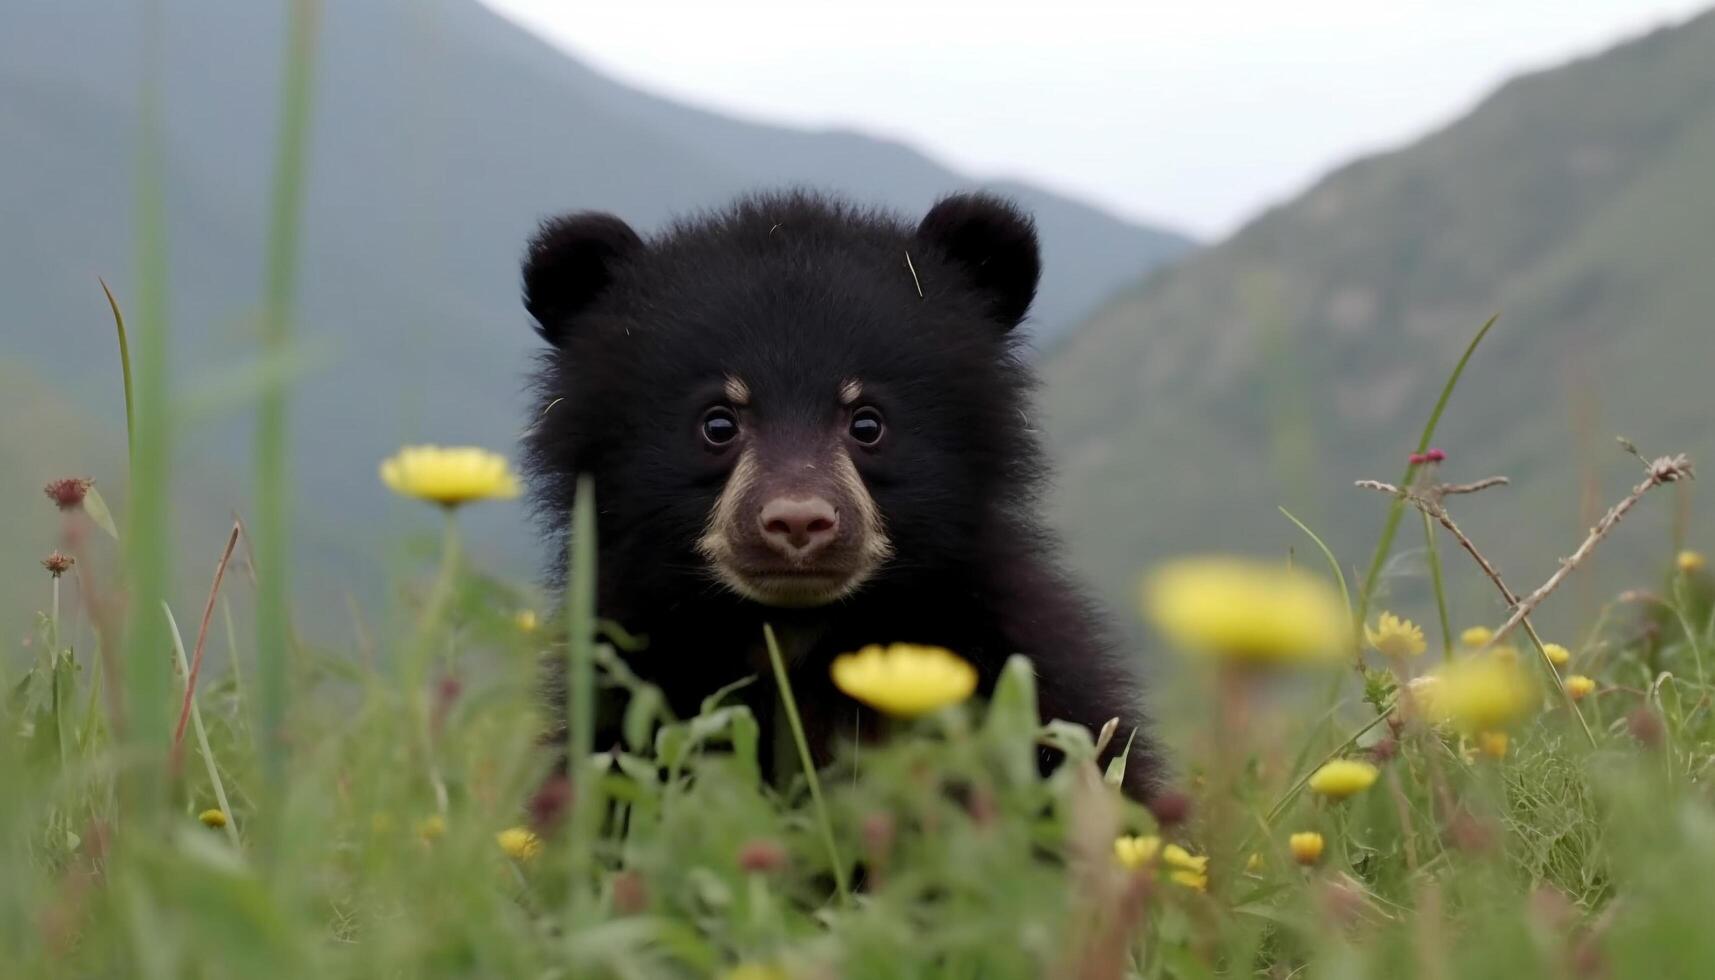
[6,303,1714,979]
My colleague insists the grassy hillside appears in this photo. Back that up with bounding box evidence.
[1042,11,1715,630]
[0,0,1191,600]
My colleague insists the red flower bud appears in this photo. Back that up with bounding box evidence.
[737,838,788,874]
[611,869,649,915]
[44,478,92,510]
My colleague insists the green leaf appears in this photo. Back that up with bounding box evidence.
[984,655,1041,788]
[82,484,121,540]
[623,685,663,753]
[1104,728,1137,788]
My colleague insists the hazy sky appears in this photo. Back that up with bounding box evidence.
[482,1,1710,236]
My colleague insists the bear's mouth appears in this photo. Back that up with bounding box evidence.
[714,562,875,608]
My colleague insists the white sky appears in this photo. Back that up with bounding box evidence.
[481,0,1711,236]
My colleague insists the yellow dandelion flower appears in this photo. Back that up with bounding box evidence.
[1364,612,1426,658]
[515,609,539,633]
[830,643,977,717]
[1307,759,1380,800]
[1169,869,1209,891]
[417,814,447,841]
[1565,675,1597,701]
[1478,731,1509,759]
[1290,831,1325,866]
[1142,557,1349,664]
[1114,835,1208,888]
[198,809,228,828]
[1542,643,1571,668]
[1113,834,1160,870]
[497,826,542,861]
[1460,626,1494,648]
[379,445,521,508]
[1421,657,1534,732]
[1679,550,1706,574]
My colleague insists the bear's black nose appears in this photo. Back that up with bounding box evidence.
[759,496,840,561]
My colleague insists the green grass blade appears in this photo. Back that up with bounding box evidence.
[254,0,321,818]
[1421,511,1454,660]
[1278,506,1352,625]
[1355,315,1498,625]
[120,0,173,817]
[163,603,241,849]
[98,277,134,458]
[763,623,851,905]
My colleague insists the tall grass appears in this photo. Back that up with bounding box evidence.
[253,0,320,822]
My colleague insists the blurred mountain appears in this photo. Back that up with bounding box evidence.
[1042,11,1715,631]
[0,0,1191,610]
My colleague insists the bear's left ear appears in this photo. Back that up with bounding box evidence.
[523,212,644,347]
[915,193,1041,331]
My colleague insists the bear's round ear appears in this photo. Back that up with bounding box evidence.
[523,212,644,346]
[914,193,1041,331]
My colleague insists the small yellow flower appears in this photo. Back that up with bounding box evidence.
[1169,869,1209,892]
[1490,645,1520,663]
[515,609,539,633]
[1142,558,1349,664]
[198,809,228,829]
[1478,731,1509,759]
[1460,626,1494,648]
[1114,835,1207,889]
[1421,657,1534,733]
[1679,550,1706,574]
[417,814,447,841]
[1565,675,1597,701]
[1113,835,1207,873]
[1307,759,1380,800]
[497,826,542,861]
[1542,643,1571,668]
[830,644,977,717]
[1364,612,1426,658]
[379,445,521,508]
[1113,834,1159,870]
[1290,831,1325,866]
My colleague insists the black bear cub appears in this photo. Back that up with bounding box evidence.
[521,190,1157,799]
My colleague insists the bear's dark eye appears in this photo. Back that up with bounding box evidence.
[701,407,739,447]
[849,406,884,446]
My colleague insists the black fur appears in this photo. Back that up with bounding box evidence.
[522,190,1159,799]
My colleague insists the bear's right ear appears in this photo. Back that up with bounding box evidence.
[522,212,644,347]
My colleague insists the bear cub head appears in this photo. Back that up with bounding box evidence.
[522,191,1045,611]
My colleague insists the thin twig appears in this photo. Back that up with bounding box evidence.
[172,522,242,771]
[1491,453,1693,644]
[1358,480,1595,742]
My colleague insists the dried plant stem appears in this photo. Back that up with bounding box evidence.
[50,575,62,654]
[171,523,241,771]
[1491,454,1693,645]
[1360,449,1693,744]
[1359,479,1595,744]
